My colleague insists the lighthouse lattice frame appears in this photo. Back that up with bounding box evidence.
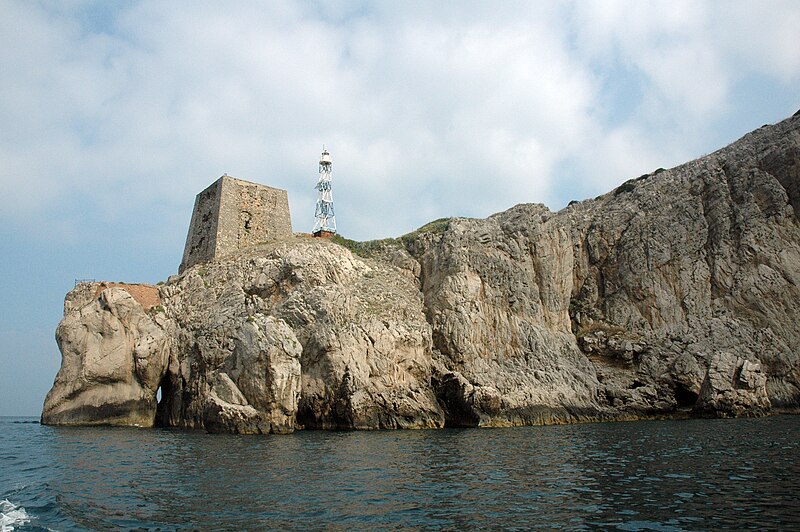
[312,148,336,237]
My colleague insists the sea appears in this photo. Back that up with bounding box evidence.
[1,415,799,531]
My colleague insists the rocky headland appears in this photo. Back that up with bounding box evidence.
[42,110,800,432]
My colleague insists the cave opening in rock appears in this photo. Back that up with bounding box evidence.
[674,386,699,408]
[155,373,177,427]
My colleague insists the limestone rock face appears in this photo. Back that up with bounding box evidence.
[409,211,602,426]
[42,285,169,426]
[153,241,444,433]
[694,353,770,417]
[42,111,800,431]
[565,113,800,416]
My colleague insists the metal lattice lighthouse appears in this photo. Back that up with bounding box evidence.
[312,148,337,237]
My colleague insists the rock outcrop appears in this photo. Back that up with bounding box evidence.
[564,113,800,416]
[41,284,169,426]
[154,243,444,433]
[693,352,770,417]
[42,110,800,432]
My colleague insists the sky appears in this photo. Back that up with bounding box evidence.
[1,0,799,416]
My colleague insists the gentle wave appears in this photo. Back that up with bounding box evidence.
[0,499,31,531]
[2,416,800,529]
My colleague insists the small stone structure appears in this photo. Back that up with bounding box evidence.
[93,282,161,311]
[179,176,292,273]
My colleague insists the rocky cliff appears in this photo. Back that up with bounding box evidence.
[42,110,800,432]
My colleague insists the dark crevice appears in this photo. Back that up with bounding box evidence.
[432,371,481,428]
[758,146,800,221]
[699,177,723,299]
[675,387,699,408]
[405,229,485,428]
[154,371,180,428]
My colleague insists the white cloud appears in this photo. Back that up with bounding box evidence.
[714,0,800,83]
[0,0,798,243]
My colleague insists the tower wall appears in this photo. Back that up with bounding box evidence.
[179,176,293,273]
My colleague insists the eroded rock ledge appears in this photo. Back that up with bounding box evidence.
[42,111,800,432]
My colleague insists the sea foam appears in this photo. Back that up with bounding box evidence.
[0,500,31,531]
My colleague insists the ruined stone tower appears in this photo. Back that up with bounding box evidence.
[179,176,293,273]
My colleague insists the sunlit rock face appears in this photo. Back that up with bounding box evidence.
[42,111,800,432]
[155,241,445,433]
[42,285,169,427]
[561,112,800,417]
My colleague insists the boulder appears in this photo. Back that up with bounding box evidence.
[693,353,771,417]
[42,285,169,426]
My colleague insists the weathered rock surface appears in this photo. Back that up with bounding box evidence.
[42,284,169,426]
[154,242,444,433]
[409,210,603,426]
[564,113,800,416]
[42,110,800,431]
[693,352,770,417]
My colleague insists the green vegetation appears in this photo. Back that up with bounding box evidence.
[330,218,452,258]
[330,234,402,258]
[399,217,451,245]
[629,167,667,188]
[614,179,637,196]
[411,217,451,235]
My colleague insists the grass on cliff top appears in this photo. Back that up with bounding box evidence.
[329,234,402,258]
[330,217,451,258]
[404,218,451,238]
[614,167,666,196]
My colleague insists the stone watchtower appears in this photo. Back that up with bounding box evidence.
[179,175,293,273]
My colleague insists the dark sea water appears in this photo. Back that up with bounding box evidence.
[1,416,799,531]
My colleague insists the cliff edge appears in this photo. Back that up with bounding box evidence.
[42,110,800,432]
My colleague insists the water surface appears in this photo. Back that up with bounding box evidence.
[2,416,799,530]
